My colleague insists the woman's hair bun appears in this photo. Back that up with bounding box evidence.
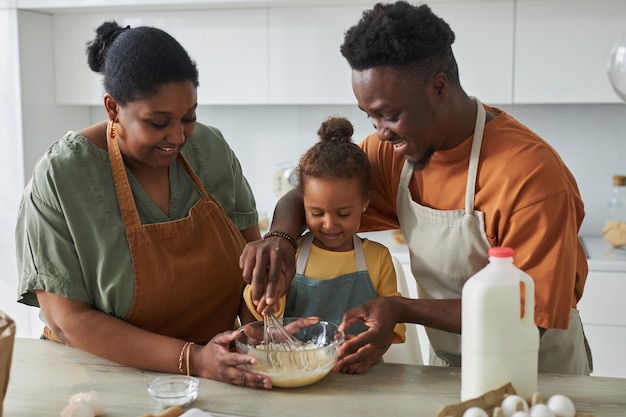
[86,21,129,73]
[317,116,354,143]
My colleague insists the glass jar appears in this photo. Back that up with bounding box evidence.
[607,175,626,222]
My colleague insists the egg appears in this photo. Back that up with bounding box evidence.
[530,403,557,417]
[546,394,576,417]
[511,412,531,417]
[501,395,530,417]
[462,406,489,417]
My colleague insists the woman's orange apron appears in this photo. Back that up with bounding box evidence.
[45,125,246,343]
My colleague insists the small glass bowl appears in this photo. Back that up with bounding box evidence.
[147,375,199,407]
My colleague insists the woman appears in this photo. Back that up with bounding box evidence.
[15,21,271,388]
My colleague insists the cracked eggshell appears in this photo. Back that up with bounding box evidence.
[69,391,105,415]
[60,400,95,417]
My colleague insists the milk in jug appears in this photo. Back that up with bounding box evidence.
[461,246,539,401]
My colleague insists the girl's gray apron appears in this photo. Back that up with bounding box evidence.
[285,233,376,335]
[396,98,590,374]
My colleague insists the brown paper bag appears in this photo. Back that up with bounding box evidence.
[0,312,16,417]
[603,220,626,248]
[435,383,517,417]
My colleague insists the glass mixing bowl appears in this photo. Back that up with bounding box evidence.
[235,318,344,388]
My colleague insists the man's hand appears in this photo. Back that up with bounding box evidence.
[239,235,296,312]
[333,297,399,373]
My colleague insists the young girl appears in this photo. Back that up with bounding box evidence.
[244,116,405,360]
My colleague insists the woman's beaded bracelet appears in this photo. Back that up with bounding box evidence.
[263,229,298,250]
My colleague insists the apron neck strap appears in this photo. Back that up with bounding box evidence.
[106,121,212,229]
[398,97,486,215]
[107,121,141,228]
[464,97,486,215]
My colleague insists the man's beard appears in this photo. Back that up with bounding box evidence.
[408,146,435,171]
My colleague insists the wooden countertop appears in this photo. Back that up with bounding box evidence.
[4,338,626,417]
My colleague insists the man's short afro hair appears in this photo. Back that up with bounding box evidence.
[340,1,456,71]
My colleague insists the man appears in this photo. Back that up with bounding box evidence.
[240,1,591,375]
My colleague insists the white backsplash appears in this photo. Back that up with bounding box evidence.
[88,102,626,238]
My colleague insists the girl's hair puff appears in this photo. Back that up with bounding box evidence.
[297,117,371,201]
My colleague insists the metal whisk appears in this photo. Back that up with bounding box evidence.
[263,312,304,351]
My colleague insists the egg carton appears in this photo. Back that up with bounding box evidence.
[435,383,594,417]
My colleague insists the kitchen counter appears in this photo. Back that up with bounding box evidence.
[580,235,626,272]
[5,338,626,417]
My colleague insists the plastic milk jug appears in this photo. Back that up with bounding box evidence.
[461,247,539,401]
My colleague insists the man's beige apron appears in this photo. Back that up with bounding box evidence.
[45,126,246,344]
[396,98,590,374]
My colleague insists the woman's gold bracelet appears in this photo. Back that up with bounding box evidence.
[178,341,194,375]
[185,342,194,376]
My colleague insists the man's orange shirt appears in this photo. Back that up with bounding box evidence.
[359,105,587,330]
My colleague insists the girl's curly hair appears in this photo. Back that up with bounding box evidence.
[297,117,371,201]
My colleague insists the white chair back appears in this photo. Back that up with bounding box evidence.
[382,257,424,365]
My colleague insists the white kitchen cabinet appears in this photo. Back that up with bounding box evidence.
[268,5,364,104]
[48,1,515,106]
[52,9,269,105]
[577,270,626,378]
[515,0,626,104]
[53,14,104,105]
[164,9,269,105]
[268,1,514,105]
[17,0,270,10]
[430,1,514,105]
[16,0,497,11]
[29,0,626,106]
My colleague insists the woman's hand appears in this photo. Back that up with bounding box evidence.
[193,330,272,389]
[333,298,399,374]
